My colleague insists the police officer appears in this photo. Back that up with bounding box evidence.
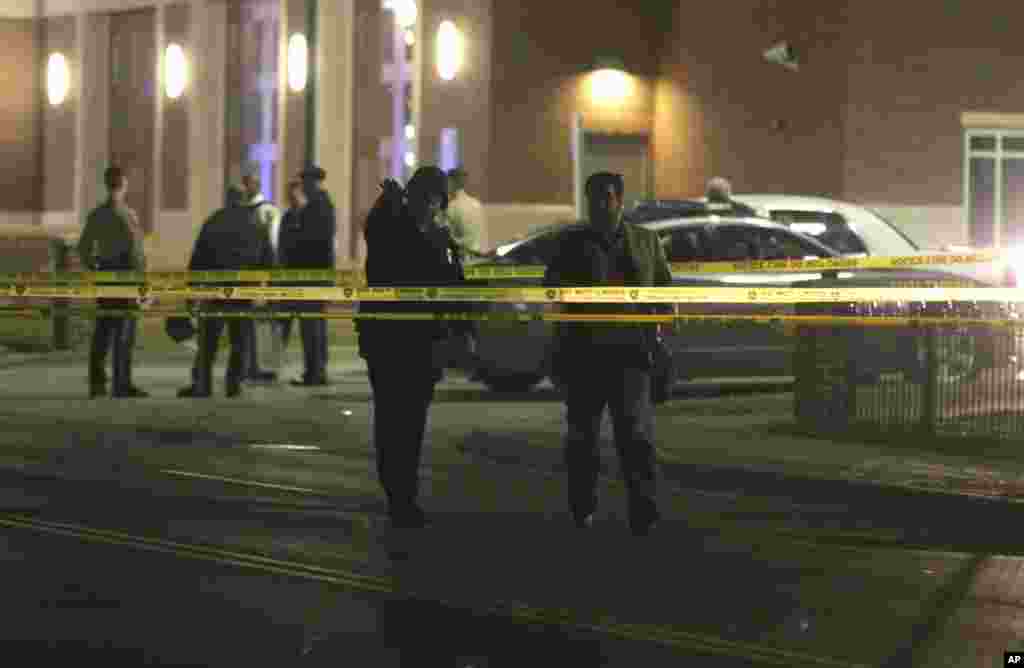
[545,172,674,537]
[78,166,148,399]
[281,165,335,386]
[358,166,475,529]
[178,186,274,398]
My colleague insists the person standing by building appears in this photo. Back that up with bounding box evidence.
[78,166,148,399]
[445,166,485,258]
[241,171,282,382]
[276,178,308,353]
[358,166,475,529]
[544,171,674,537]
[177,186,274,398]
[284,165,336,387]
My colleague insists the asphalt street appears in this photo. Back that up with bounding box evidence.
[0,345,1022,665]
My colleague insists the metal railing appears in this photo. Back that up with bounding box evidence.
[794,305,1024,441]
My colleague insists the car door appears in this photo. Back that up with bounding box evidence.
[662,223,830,379]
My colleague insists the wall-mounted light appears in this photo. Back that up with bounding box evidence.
[404,151,416,168]
[287,33,308,92]
[164,43,188,99]
[436,20,463,81]
[404,123,415,140]
[383,0,417,29]
[47,52,70,106]
[404,29,415,46]
[587,56,633,105]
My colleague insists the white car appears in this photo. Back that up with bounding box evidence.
[732,194,1006,285]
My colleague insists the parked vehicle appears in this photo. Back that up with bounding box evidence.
[466,212,1017,393]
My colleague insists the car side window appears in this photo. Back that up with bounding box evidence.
[770,210,868,255]
[506,232,558,265]
[705,226,763,261]
[754,228,826,260]
[662,229,704,262]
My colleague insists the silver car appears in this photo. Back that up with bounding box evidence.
[466,210,1009,393]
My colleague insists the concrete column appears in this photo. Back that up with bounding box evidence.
[77,13,110,218]
[189,0,226,234]
[314,0,355,266]
[153,1,165,238]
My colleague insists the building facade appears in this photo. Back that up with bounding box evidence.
[1,0,1022,269]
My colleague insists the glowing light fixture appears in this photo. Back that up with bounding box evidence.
[164,43,188,99]
[404,123,415,140]
[404,151,416,168]
[404,29,415,46]
[384,0,417,29]
[287,33,308,92]
[436,20,463,81]
[47,52,70,106]
[589,68,632,104]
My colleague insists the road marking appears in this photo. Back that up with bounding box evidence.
[161,469,322,495]
[0,512,870,668]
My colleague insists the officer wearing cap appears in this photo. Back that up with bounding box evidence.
[280,165,336,386]
[358,165,475,529]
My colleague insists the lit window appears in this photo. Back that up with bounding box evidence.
[47,53,70,106]
[164,43,188,99]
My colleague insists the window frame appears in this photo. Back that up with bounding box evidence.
[963,127,1024,249]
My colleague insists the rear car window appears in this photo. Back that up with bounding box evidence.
[767,210,868,255]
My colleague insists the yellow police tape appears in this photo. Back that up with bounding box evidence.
[3,284,1024,303]
[4,306,1023,328]
[0,249,1005,284]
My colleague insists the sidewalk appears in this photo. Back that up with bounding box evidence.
[1,349,1024,664]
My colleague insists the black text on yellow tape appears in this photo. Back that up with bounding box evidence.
[0,249,1006,286]
[7,284,1024,303]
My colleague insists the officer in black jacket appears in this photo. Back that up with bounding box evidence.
[178,186,274,398]
[277,165,336,386]
[358,166,474,529]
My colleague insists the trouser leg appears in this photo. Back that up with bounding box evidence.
[227,319,248,394]
[112,309,137,392]
[89,313,116,388]
[195,318,224,395]
[607,367,659,525]
[564,373,608,520]
[368,360,436,514]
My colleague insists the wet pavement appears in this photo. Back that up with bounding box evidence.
[1,347,1024,664]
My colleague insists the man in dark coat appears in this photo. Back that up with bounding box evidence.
[357,166,475,529]
[178,186,274,398]
[277,165,336,386]
[78,166,148,399]
[544,171,674,537]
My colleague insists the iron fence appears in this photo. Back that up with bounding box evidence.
[794,304,1024,441]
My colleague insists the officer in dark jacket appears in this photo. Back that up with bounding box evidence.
[277,165,335,386]
[358,166,474,529]
[545,171,674,537]
[178,186,274,398]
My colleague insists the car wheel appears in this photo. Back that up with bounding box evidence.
[910,329,978,385]
[477,370,545,393]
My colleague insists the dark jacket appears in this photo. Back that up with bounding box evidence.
[187,205,274,312]
[189,205,274,272]
[356,193,470,360]
[544,222,673,368]
[277,190,336,269]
